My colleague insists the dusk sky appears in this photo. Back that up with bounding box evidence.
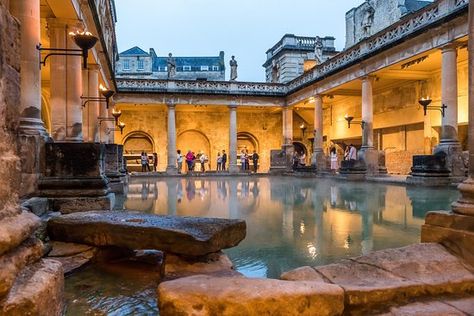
[114,0,363,82]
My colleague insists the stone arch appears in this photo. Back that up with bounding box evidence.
[237,131,259,154]
[177,130,211,157]
[123,131,155,154]
[293,141,308,156]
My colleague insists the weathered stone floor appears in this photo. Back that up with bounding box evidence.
[158,243,474,315]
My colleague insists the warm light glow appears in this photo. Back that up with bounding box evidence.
[69,30,93,37]
[112,108,122,116]
[300,221,305,234]
[344,114,349,119]
[300,123,306,129]
[118,121,126,128]
[307,243,318,260]
[308,97,315,103]
[99,84,107,91]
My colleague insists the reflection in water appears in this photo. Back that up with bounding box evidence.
[122,176,459,278]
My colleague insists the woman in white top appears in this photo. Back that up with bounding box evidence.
[199,152,206,172]
[176,149,183,174]
[330,147,338,174]
[217,152,222,171]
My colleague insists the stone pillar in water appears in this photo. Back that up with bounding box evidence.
[282,105,294,170]
[358,75,379,175]
[434,44,465,179]
[166,101,178,175]
[311,95,325,170]
[228,103,239,173]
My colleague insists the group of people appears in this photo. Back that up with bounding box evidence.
[240,150,259,173]
[292,151,306,169]
[140,152,158,172]
[177,149,229,174]
[329,144,358,174]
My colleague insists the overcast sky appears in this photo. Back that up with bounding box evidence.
[115,0,363,82]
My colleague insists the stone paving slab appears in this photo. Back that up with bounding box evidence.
[48,211,246,257]
[281,243,474,311]
[377,300,465,316]
[158,275,344,316]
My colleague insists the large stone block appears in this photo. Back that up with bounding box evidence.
[0,238,43,298]
[48,211,246,257]
[0,211,40,256]
[0,259,64,316]
[158,275,344,316]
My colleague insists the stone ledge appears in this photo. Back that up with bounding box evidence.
[158,275,344,316]
[425,211,474,231]
[49,193,115,213]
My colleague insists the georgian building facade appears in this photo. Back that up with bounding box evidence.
[114,0,470,176]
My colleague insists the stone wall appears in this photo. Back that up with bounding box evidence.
[116,107,283,172]
[0,1,63,313]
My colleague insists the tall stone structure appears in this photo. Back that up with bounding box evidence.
[345,0,431,48]
[0,1,63,313]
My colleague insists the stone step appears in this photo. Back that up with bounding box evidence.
[0,259,64,315]
[158,275,344,316]
[281,243,474,314]
[47,211,246,257]
[374,296,474,315]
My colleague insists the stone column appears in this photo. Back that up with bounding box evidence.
[10,0,46,135]
[106,101,115,144]
[359,76,379,175]
[166,102,178,174]
[48,19,67,141]
[99,90,109,143]
[282,105,294,170]
[452,2,474,215]
[423,114,433,155]
[434,44,465,178]
[86,64,100,142]
[65,26,83,142]
[311,95,325,170]
[361,76,374,150]
[228,103,239,173]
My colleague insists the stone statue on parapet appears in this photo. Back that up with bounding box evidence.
[229,56,238,81]
[167,53,176,79]
[362,0,375,36]
[314,36,324,64]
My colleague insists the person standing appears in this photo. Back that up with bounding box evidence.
[252,150,259,173]
[240,150,246,171]
[152,153,158,172]
[185,150,194,173]
[177,149,183,174]
[217,152,222,171]
[141,151,148,172]
[222,150,227,171]
[199,152,206,172]
[245,150,250,170]
[330,147,338,174]
[348,144,357,161]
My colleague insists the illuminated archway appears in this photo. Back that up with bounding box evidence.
[237,131,259,154]
[177,130,211,156]
[123,131,155,154]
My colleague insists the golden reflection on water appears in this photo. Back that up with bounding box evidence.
[121,176,459,278]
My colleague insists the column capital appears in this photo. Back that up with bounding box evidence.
[441,43,458,53]
[361,75,377,83]
[228,102,238,109]
[47,18,83,30]
[166,101,176,109]
[87,64,100,71]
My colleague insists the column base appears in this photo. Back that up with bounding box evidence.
[229,164,240,174]
[49,193,115,214]
[452,178,474,216]
[434,140,466,178]
[311,149,327,171]
[166,166,179,175]
[358,147,379,176]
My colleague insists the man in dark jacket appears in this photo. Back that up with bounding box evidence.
[252,150,259,173]
[222,150,227,171]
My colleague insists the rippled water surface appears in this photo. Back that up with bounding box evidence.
[65,176,459,314]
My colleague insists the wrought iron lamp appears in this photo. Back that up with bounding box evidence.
[98,107,122,127]
[418,98,446,117]
[37,30,98,69]
[300,123,307,137]
[81,84,115,109]
[344,114,365,129]
[106,121,126,135]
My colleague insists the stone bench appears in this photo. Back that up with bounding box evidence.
[47,211,246,257]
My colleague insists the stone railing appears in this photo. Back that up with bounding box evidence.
[117,79,288,96]
[286,0,469,93]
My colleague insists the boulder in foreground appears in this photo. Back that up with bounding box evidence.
[158,275,344,316]
[48,211,246,257]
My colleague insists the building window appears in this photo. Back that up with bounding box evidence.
[201,66,209,71]
[212,66,219,71]
[123,59,130,70]
[137,59,144,70]
[183,66,191,71]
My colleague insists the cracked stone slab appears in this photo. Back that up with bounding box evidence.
[280,266,328,283]
[158,275,344,316]
[378,300,466,316]
[48,211,246,257]
[315,259,421,308]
